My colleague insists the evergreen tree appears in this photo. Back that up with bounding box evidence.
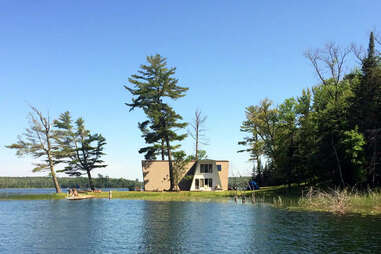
[6,106,62,193]
[125,54,188,191]
[54,112,107,191]
[349,32,381,185]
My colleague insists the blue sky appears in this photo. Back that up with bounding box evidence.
[1,0,380,180]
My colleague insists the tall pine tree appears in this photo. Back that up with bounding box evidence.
[125,54,188,191]
[349,32,381,185]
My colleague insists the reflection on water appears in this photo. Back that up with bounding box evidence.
[0,199,380,253]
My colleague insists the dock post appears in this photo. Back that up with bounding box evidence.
[109,190,112,200]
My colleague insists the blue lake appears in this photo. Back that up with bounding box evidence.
[1,197,381,253]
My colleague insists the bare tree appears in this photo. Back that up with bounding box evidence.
[305,43,350,101]
[305,43,351,187]
[351,30,381,63]
[188,109,208,160]
[6,106,62,193]
[350,43,366,63]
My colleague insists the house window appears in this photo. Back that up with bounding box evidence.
[196,178,213,188]
[205,178,213,187]
[200,164,213,173]
[200,179,205,187]
[205,178,213,188]
[217,165,222,171]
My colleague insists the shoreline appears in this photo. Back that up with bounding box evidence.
[1,186,380,216]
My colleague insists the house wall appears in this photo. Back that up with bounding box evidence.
[142,161,195,191]
[142,160,229,191]
[216,161,229,190]
[190,161,222,191]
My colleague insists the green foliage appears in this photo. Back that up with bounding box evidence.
[125,54,188,160]
[54,112,107,190]
[348,32,381,186]
[172,150,192,189]
[6,106,62,193]
[186,150,208,160]
[125,54,188,190]
[239,32,381,188]
[342,128,365,165]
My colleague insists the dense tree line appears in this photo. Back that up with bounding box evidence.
[239,33,381,188]
[0,176,141,189]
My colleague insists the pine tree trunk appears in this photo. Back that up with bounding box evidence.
[161,138,165,160]
[46,142,61,193]
[49,162,61,193]
[87,170,95,191]
[165,136,175,191]
[50,169,61,193]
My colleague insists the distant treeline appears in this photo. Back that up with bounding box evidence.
[0,176,142,189]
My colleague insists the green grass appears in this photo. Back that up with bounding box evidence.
[0,190,239,201]
[89,190,241,202]
[0,193,66,200]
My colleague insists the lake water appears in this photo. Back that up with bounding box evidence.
[1,198,381,253]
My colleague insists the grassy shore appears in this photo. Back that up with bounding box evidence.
[0,190,241,201]
[0,193,67,200]
[240,185,381,216]
[295,187,381,215]
[1,186,380,216]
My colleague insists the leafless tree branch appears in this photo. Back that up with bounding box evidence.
[188,109,208,159]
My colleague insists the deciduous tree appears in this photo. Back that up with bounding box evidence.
[188,109,208,160]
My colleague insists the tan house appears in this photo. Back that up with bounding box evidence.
[142,159,229,191]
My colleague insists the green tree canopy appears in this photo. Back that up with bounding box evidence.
[54,112,107,191]
[125,54,188,190]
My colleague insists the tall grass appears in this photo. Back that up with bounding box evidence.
[298,187,381,215]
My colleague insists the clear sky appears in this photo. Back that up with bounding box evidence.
[1,0,380,180]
